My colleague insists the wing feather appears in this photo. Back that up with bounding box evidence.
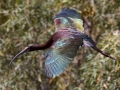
[45,33,83,77]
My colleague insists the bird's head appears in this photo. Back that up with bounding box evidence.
[54,8,84,32]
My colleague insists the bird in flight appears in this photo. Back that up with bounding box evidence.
[9,8,115,78]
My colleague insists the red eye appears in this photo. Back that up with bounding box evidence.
[54,18,61,25]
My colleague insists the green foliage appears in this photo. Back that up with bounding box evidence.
[0,0,120,90]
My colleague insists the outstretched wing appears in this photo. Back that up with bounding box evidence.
[44,36,82,78]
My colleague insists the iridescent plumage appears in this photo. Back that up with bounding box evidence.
[44,29,83,77]
[9,8,115,78]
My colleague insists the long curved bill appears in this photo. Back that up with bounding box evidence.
[9,47,29,66]
[92,46,116,60]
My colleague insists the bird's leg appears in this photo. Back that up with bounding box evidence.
[82,34,116,60]
[92,46,116,60]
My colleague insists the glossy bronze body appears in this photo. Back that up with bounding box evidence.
[9,8,115,78]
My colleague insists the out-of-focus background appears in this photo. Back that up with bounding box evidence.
[0,0,120,90]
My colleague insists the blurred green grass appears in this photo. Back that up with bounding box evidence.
[0,0,120,90]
